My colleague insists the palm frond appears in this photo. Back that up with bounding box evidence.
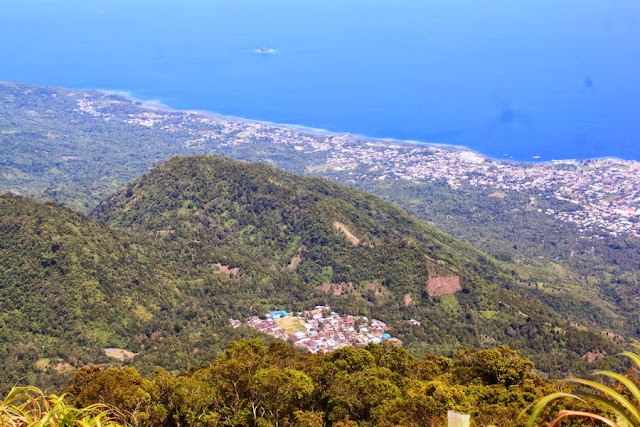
[524,347,640,426]
[0,386,121,427]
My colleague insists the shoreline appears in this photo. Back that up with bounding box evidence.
[100,87,636,166]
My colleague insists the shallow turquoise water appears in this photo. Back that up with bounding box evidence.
[1,0,639,161]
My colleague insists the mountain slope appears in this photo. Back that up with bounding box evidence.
[0,194,265,391]
[1,81,636,345]
[93,155,619,374]
[0,155,620,394]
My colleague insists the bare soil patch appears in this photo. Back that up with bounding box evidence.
[215,263,240,277]
[54,362,74,373]
[333,222,360,245]
[103,348,138,361]
[34,359,74,373]
[427,275,461,297]
[404,293,414,306]
[288,245,307,270]
[317,281,388,298]
[316,282,357,296]
[365,281,389,296]
[582,350,607,363]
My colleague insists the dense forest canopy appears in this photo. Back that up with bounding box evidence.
[1,81,637,342]
[0,155,621,392]
[61,339,557,427]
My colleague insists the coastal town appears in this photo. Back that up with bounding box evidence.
[75,92,640,237]
[320,140,640,237]
[230,306,396,353]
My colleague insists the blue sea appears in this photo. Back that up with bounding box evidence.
[1,0,639,161]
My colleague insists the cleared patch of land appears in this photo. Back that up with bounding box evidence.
[365,281,389,296]
[288,245,306,270]
[275,317,306,334]
[104,348,137,361]
[333,221,360,245]
[215,263,240,277]
[316,282,356,296]
[427,275,461,296]
[489,191,508,199]
[404,293,413,306]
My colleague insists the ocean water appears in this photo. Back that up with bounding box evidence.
[1,0,639,161]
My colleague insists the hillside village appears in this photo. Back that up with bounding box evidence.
[74,91,640,237]
[230,306,397,353]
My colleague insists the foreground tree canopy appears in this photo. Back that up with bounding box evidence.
[4,340,637,426]
[61,339,558,427]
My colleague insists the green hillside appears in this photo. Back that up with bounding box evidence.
[92,155,618,374]
[0,154,625,392]
[2,81,637,345]
[0,194,266,391]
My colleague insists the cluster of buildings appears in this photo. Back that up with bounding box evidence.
[75,91,640,238]
[230,306,393,353]
[323,142,640,237]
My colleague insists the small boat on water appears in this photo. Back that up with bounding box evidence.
[258,46,274,53]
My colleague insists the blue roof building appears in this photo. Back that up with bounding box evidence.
[269,310,290,319]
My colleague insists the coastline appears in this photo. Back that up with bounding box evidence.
[101,87,636,166]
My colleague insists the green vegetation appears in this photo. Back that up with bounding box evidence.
[1,80,638,345]
[0,386,121,426]
[0,82,208,212]
[0,154,621,392]
[62,339,554,427]
[527,346,640,426]
[439,294,461,314]
[8,339,639,426]
[0,193,268,392]
[351,177,640,338]
[1,81,638,413]
[93,155,619,374]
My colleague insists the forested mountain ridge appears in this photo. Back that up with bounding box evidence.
[93,155,499,289]
[2,81,638,341]
[92,155,618,374]
[0,193,268,391]
[0,155,620,391]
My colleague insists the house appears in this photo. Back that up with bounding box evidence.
[268,310,290,319]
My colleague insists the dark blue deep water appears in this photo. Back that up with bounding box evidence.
[1,0,639,161]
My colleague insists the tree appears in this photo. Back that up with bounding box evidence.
[326,367,400,423]
[249,367,314,426]
[454,346,537,387]
[373,380,470,427]
[64,367,152,425]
